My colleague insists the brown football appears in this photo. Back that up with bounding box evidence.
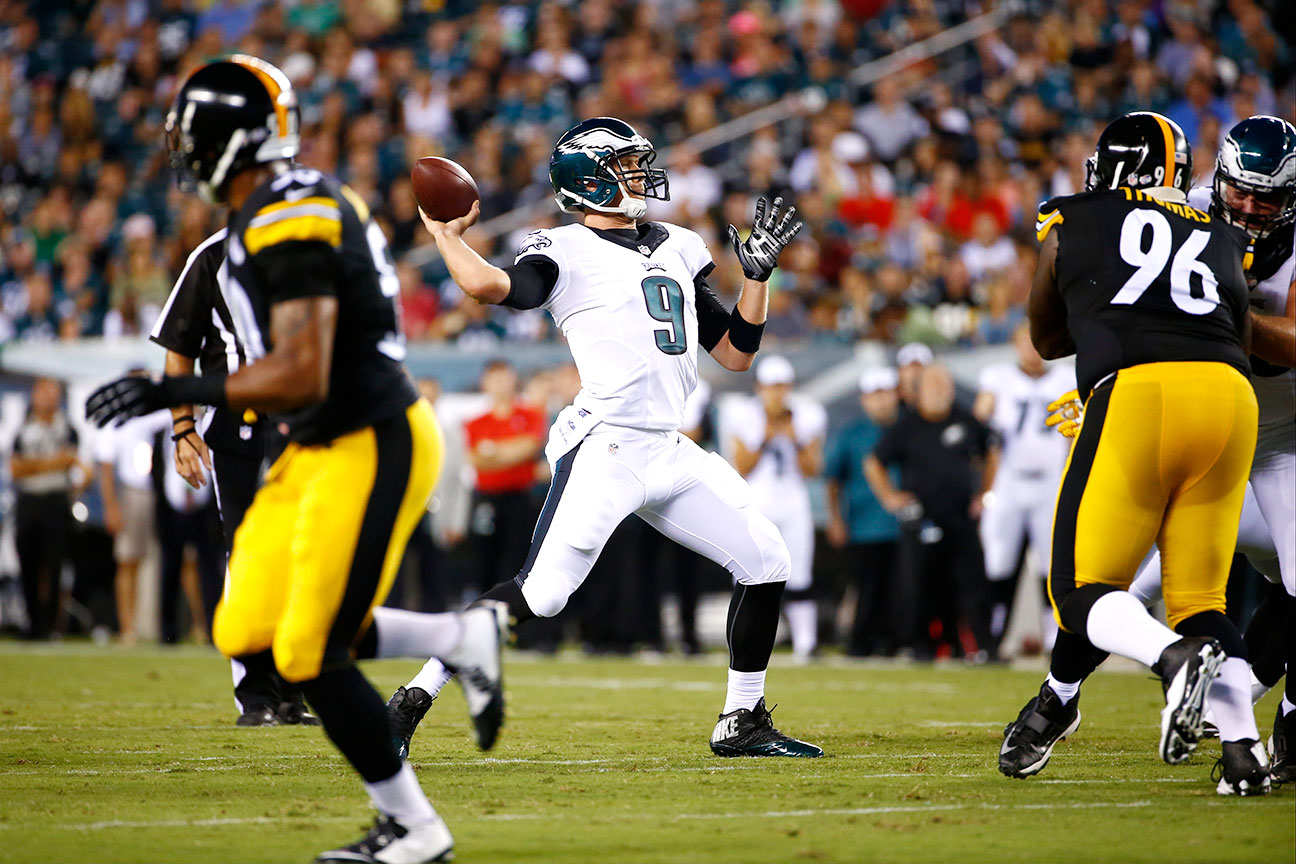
[411,156,480,223]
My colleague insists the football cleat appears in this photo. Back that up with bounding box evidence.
[443,601,509,751]
[1269,704,1294,786]
[709,698,823,758]
[1152,636,1224,765]
[235,705,279,727]
[1212,739,1271,797]
[999,682,1081,778]
[278,700,321,726]
[315,814,453,863]
[387,686,435,762]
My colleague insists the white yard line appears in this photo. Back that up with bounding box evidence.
[674,800,1156,820]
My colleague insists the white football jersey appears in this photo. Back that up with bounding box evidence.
[515,221,713,431]
[1188,186,1294,427]
[728,396,827,500]
[977,362,1074,479]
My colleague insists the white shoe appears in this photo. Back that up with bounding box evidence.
[315,815,453,863]
[444,601,508,750]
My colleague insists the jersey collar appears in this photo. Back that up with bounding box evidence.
[583,221,669,257]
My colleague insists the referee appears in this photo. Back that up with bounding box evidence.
[150,228,316,727]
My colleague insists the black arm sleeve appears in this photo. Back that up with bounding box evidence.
[252,240,339,302]
[694,265,731,352]
[501,256,560,310]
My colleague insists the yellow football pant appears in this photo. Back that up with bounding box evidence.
[213,399,443,682]
[1048,362,1256,630]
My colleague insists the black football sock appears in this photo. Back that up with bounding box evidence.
[298,665,402,784]
[1244,584,1288,688]
[1048,627,1108,685]
[475,576,536,626]
[727,581,785,672]
[233,650,282,713]
[1175,610,1247,659]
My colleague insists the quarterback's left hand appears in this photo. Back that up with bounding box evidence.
[1045,390,1083,439]
[86,376,169,427]
[726,196,802,282]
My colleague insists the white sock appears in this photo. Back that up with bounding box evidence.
[365,763,438,825]
[372,608,464,660]
[723,669,766,714]
[785,600,817,657]
[407,658,455,698]
[1083,591,1179,668]
[1045,673,1081,705]
[1282,697,1296,717]
[1249,668,1271,705]
[1211,657,1261,743]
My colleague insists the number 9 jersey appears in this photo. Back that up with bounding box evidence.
[1036,188,1252,399]
[225,166,417,445]
[509,221,718,431]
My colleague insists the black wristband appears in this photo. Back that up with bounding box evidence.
[171,414,196,426]
[163,375,228,410]
[726,309,765,354]
[172,427,198,442]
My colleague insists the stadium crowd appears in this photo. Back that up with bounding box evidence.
[0,0,1291,348]
[0,0,1291,651]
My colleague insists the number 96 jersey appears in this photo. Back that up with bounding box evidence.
[514,221,714,431]
[225,167,416,445]
[1037,188,1251,399]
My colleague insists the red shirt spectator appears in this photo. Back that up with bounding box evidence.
[464,361,546,494]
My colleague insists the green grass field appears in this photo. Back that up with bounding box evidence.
[0,643,1291,864]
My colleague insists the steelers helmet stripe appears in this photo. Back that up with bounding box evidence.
[1151,114,1176,189]
[230,53,293,139]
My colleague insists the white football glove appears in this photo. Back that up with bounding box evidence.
[726,196,802,282]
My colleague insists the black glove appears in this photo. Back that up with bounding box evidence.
[86,375,227,427]
[725,195,803,282]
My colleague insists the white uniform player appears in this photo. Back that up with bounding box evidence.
[975,325,1074,651]
[727,355,827,658]
[391,117,823,759]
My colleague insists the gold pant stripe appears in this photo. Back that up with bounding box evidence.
[213,400,443,681]
[1048,362,1257,629]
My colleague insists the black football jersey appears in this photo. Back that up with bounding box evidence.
[1037,188,1252,398]
[225,166,416,445]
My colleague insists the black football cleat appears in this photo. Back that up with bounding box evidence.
[709,698,823,757]
[1213,738,1271,796]
[1152,636,1224,765]
[1269,705,1294,786]
[387,686,435,761]
[278,701,321,726]
[999,682,1081,778]
[314,814,453,863]
[235,705,279,727]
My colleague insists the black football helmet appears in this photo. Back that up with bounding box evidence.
[1211,115,1296,239]
[165,55,299,204]
[1085,112,1192,196]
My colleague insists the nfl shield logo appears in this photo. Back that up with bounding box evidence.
[638,245,651,255]
[608,442,619,455]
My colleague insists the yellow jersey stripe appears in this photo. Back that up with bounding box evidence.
[1036,210,1064,242]
[250,201,341,231]
[339,184,370,224]
[1151,114,1176,189]
[253,196,339,221]
[244,214,342,254]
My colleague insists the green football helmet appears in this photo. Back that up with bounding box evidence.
[549,117,669,219]
[1211,115,1296,239]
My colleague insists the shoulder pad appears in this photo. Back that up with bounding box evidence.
[1035,198,1065,242]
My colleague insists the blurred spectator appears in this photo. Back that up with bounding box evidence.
[854,77,929,164]
[10,378,82,639]
[865,364,997,660]
[825,368,901,656]
[96,404,169,644]
[464,359,546,594]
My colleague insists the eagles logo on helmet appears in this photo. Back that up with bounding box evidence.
[1211,115,1296,239]
[548,117,669,219]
